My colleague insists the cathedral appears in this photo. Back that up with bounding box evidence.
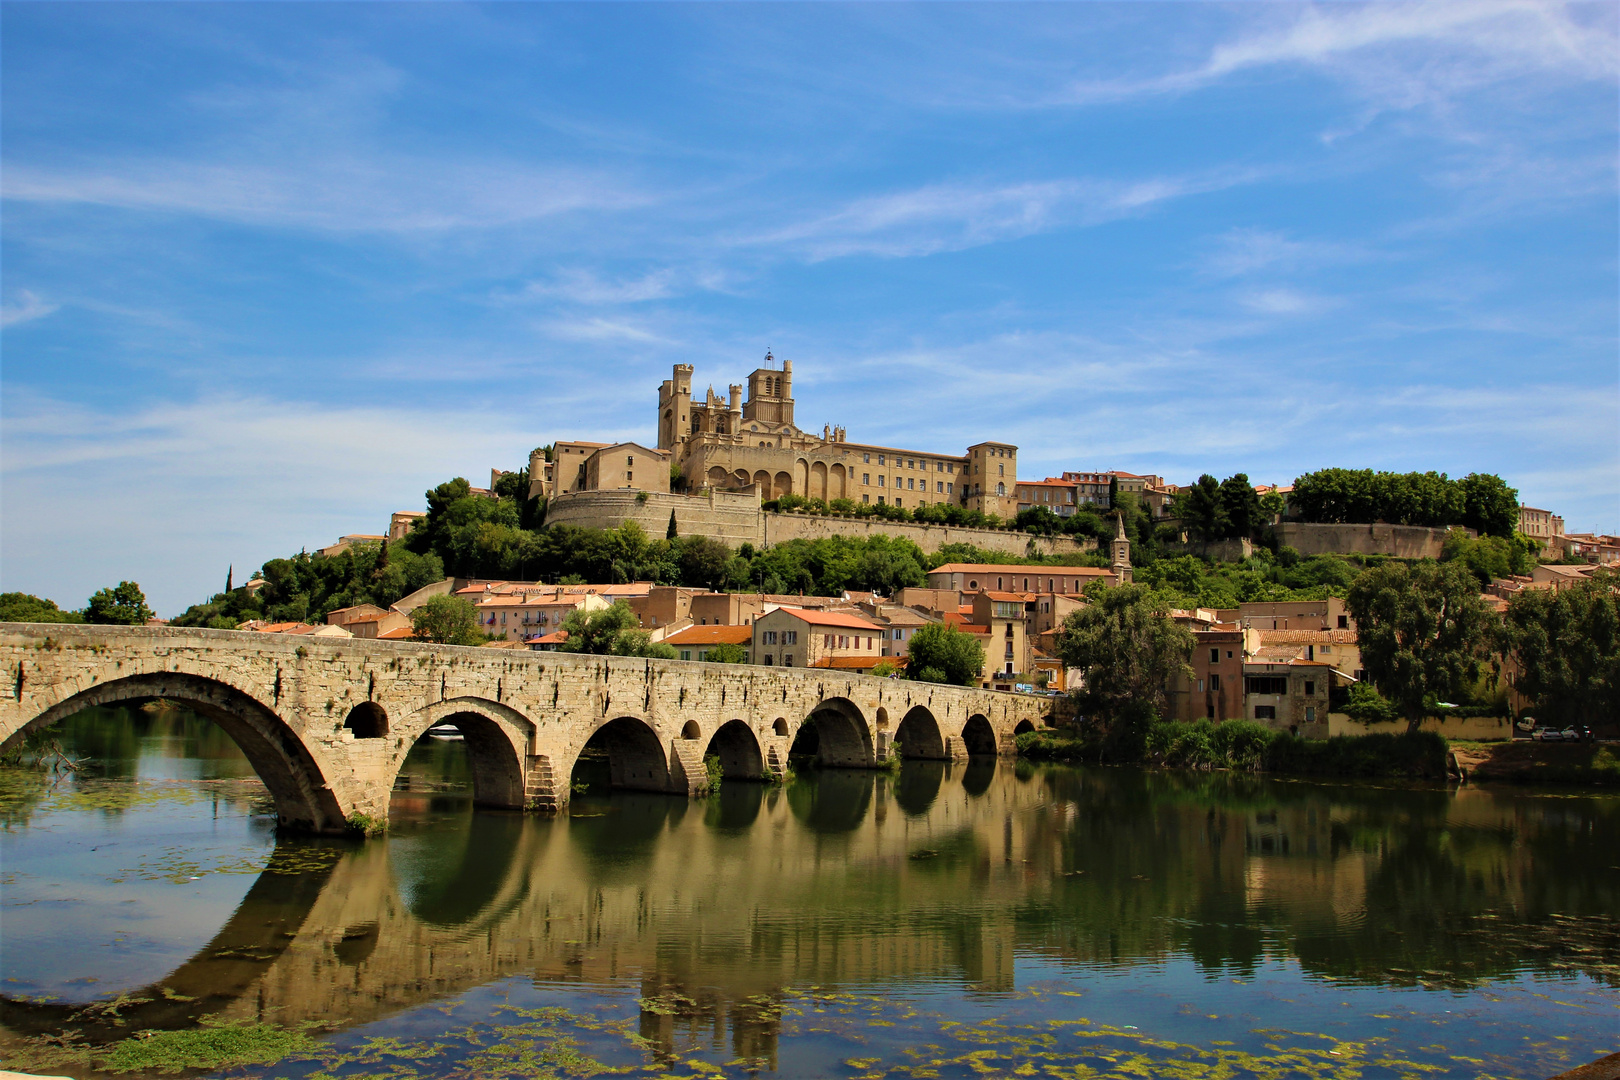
[532,354,1020,520]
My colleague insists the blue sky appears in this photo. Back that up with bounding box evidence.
[3,2,1616,615]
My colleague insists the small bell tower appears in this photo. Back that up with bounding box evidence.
[1112,512,1133,585]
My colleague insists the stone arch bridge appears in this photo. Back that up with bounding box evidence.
[0,624,1051,833]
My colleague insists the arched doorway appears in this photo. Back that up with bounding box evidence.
[2,673,344,832]
[394,708,527,810]
[789,699,873,768]
[895,706,946,759]
[704,720,764,781]
[962,714,998,757]
[572,716,672,794]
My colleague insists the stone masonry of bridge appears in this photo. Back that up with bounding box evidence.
[0,624,1050,834]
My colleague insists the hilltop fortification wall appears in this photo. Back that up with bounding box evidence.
[543,489,1091,558]
[1276,522,1460,560]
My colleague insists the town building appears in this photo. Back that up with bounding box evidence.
[924,564,1115,595]
[1242,658,1333,737]
[751,608,885,669]
[1516,506,1565,542]
[664,624,753,663]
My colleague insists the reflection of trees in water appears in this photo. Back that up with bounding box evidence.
[6,755,1618,1062]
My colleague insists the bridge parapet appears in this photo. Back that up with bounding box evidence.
[0,623,1051,833]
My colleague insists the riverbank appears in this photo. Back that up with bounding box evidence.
[1450,740,1620,786]
[1018,722,1620,785]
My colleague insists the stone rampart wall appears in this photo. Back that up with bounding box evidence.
[1276,522,1458,560]
[1328,712,1511,741]
[543,488,1091,558]
[761,511,1088,558]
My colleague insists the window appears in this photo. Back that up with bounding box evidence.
[878,476,885,487]
[996,483,1006,496]
[968,579,979,590]
[783,655,793,666]
[626,473,633,483]
[1210,648,1220,664]
[1209,673,1222,692]
[863,453,870,463]
[1320,645,1332,655]
[863,473,870,484]
[764,654,774,666]
[877,496,885,505]
[764,630,778,645]
[948,463,955,473]
[628,455,635,467]
[895,498,902,507]
[680,650,692,661]
[839,635,849,648]
[937,481,944,493]
[993,601,1021,618]
[824,634,834,648]
[1227,650,1234,659]
[1245,676,1289,695]
[907,459,914,468]
[862,494,870,504]
[907,477,915,490]
[1337,615,1349,629]
[1254,705,1276,720]
[1304,681,1315,696]
[998,464,1005,476]
[947,483,953,494]
[1305,706,1316,722]
[783,631,797,645]
[878,455,886,465]
[893,629,904,640]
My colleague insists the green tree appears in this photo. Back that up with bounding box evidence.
[666,511,679,540]
[0,593,85,624]
[1500,573,1619,727]
[703,642,749,665]
[84,581,155,625]
[609,629,679,659]
[1176,475,1227,541]
[1015,506,1062,535]
[1219,473,1262,540]
[410,594,485,645]
[1442,530,1537,587]
[905,623,985,686]
[1345,560,1497,732]
[1458,472,1519,538]
[1055,584,1194,721]
[560,600,641,655]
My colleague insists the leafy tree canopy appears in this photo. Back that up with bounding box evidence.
[904,624,984,686]
[410,594,485,646]
[704,642,749,665]
[1055,584,1194,723]
[1500,571,1619,728]
[0,593,84,624]
[1345,560,1497,730]
[1291,468,1517,537]
[84,582,155,626]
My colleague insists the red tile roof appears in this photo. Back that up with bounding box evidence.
[765,608,883,631]
[664,624,752,647]
[378,627,416,640]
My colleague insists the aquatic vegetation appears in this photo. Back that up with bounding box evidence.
[103,1020,318,1074]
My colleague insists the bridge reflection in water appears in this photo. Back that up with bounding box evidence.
[3,735,1618,1069]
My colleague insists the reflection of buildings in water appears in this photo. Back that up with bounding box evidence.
[5,768,1608,1057]
[1,762,1045,1054]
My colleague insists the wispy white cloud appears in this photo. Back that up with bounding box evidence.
[1200,228,1374,279]
[742,170,1263,261]
[0,290,60,328]
[1058,1,1618,108]
[516,266,733,306]
[1238,287,1340,316]
[540,316,674,345]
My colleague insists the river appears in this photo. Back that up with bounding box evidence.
[1,704,1615,1079]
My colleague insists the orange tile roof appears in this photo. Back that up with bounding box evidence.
[982,591,1034,602]
[664,624,752,647]
[377,627,416,640]
[766,608,883,631]
[809,655,892,670]
[528,630,569,644]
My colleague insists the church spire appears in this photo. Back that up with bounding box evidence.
[1111,511,1133,586]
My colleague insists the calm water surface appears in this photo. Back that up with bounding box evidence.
[2,706,1616,1079]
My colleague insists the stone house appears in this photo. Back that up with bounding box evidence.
[1242,658,1333,737]
[751,608,884,669]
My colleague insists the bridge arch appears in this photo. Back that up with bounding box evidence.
[791,697,873,768]
[571,715,671,794]
[895,705,946,760]
[704,719,764,780]
[344,702,388,739]
[961,713,998,757]
[399,698,533,810]
[2,672,344,832]
[1014,718,1036,736]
